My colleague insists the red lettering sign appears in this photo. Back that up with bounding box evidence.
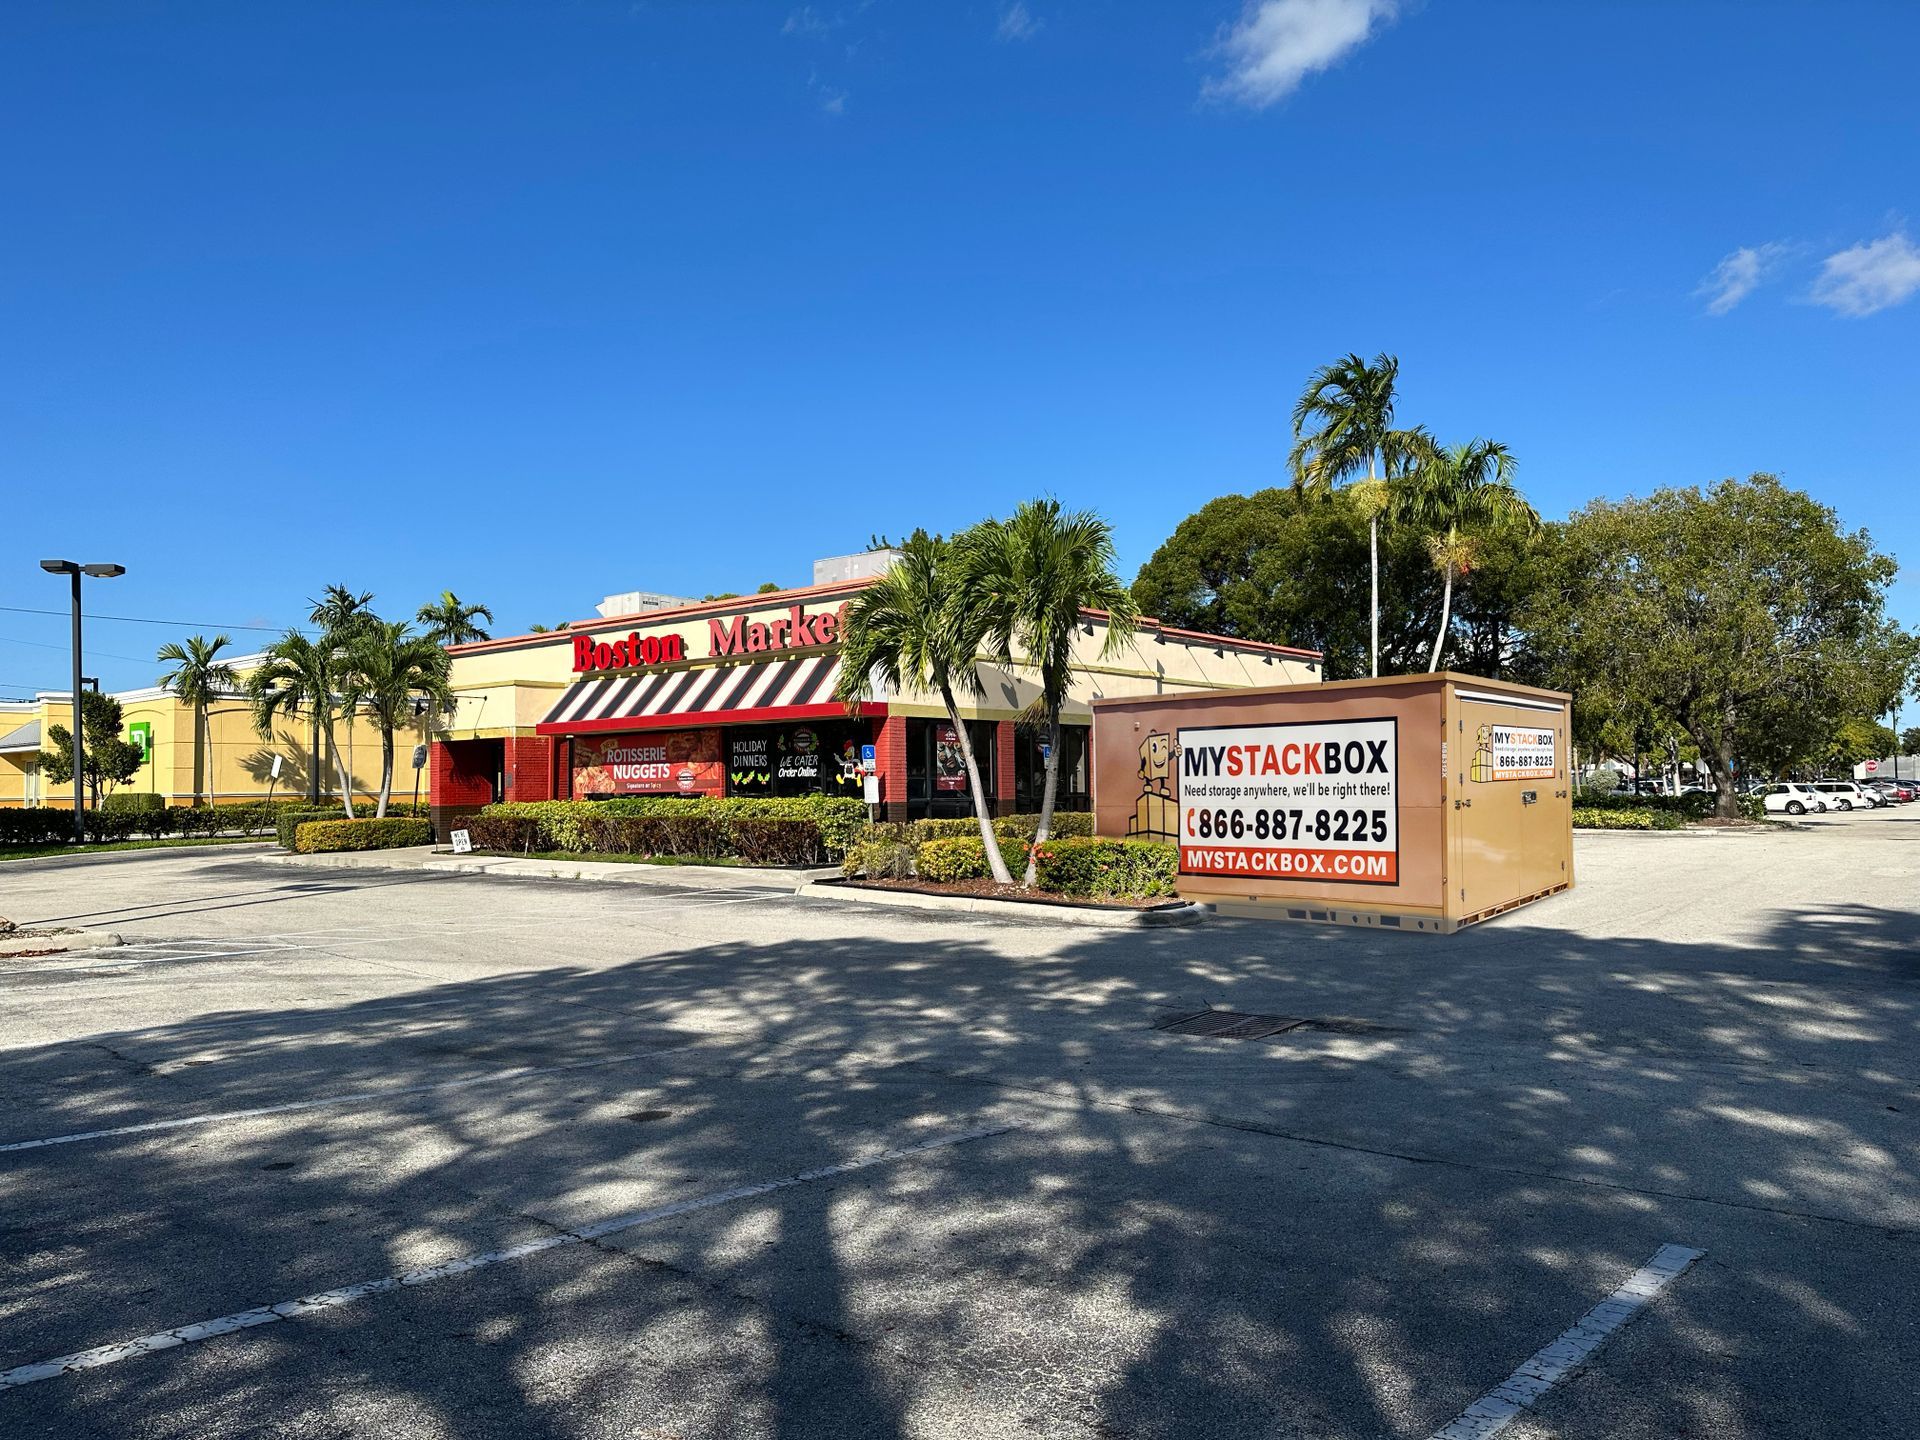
[570,630,686,675]
[708,604,845,658]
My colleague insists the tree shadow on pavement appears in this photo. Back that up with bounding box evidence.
[0,882,1915,1439]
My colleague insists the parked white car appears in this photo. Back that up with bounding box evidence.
[1809,780,1878,811]
[1758,783,1827,815]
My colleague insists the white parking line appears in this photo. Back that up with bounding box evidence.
[0,1121,1015,1391]
[1427,1243,1705,1439]
[0,1042,706,1154]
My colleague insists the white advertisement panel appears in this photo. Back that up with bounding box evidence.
[1481,723,1557,782]
[1175,718,1399,885]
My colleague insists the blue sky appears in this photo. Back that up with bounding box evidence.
[2,0,1916,696]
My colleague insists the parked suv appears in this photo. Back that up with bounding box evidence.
[1808,780,1876,811]
[1759,783,1826,815]
[1867,779,1915,802]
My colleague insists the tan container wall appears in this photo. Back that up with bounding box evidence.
[1094,673,1572,930]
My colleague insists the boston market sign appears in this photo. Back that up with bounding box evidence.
[572,603,844,675]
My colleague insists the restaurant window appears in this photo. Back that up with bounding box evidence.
[1013,723,1090,814]
[726,721,867,800]
[904,718,996,820]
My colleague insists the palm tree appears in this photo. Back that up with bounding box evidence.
[1289,353,1433,678]
[1393,440,1539,672]
[340,621,453,818]
[310,584,379,637]
[961,500,1138,886]
[835,531,1012,884]
[246,631,355,817]
[417,591,494,647]
[156,633,238,808]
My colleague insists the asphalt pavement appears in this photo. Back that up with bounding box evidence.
[0,808,1914,1439]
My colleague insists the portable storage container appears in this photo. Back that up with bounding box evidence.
[1092,672,1573,933]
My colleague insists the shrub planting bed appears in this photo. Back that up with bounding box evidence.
[839,827,1180,906]
[2,799,312,848]
[292,818,434,853]
[468,795,864,867]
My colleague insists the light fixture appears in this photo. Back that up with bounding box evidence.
[39,557,125,841]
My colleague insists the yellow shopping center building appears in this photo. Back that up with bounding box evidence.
[0,655,429,809]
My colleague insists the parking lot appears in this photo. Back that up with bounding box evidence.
[0,809,1915,1439]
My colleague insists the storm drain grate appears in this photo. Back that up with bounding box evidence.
[1156,1011,1307,1040]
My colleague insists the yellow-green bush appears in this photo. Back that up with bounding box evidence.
[913,834,1030,883]
[1031,837,1178,899]
[293,818,433,853]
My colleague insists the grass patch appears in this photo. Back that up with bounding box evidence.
[0,835,268,863]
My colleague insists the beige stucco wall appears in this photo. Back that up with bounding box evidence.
[0,685,431,809]
[442,581,1321,739]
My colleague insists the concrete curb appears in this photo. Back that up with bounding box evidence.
[803,880,1207,928]
[419,856,834,891]
[260,847,832,892]
[0,929,124,958]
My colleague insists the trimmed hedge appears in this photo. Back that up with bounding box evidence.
[1571,805,1686,831]
[898,812,1094,843]
[293,818,433,853]
[475,795,864,859]
[101,791,167,817]
[842,836,916,880]
[1031,836,1178,899]
[913,834,1029,883]
[0,800,299,847]
[276,800,428,849]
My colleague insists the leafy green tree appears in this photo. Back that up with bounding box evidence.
[960,500,1138,886]
[341,621,453,817]
[40,691,147,806]
[835,530,1011,883]
[156,633,238,807]
[1903,727,1920,756]
[1392,439,1539,672]
[1518,474,1910,817]
[1131,487,1444,678]
[416,591,494,647]
[247,630,355,817]
[1289,352,1433,677]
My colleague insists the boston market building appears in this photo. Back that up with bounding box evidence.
[429,552,1321,840]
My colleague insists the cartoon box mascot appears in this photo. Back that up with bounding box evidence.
[1128,730,1179,842]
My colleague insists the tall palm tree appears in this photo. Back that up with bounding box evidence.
[961,499,1138,886]
[340,621,453,818]
[156,633,238,808]
[835,531,1012,884]
[246,631,355,816]
[1393,440,1539,672]
[310,585,378,635]
[417,591,494,647]
[1289,353,1433,678]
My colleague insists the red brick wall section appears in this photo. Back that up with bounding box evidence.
[876,714,910,822]
[429,740,499,844]
[502,736,557,803]
[995,721,1015,817]
[430,741,494,808]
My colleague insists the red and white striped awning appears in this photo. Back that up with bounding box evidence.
[536,654,873,735]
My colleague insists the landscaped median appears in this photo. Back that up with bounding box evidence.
[825,813,1197,924]
[1571,790,1768,830]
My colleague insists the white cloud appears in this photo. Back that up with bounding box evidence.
[1202,0,1400,109]
[1697,243,1788,315]
[783,6,829,36]
[997,2,1041,42]
[1810,231,1920,317]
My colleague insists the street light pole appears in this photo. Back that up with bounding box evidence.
[40,560,126,843]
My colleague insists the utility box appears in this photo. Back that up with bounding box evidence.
[1092,672,1573,933]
